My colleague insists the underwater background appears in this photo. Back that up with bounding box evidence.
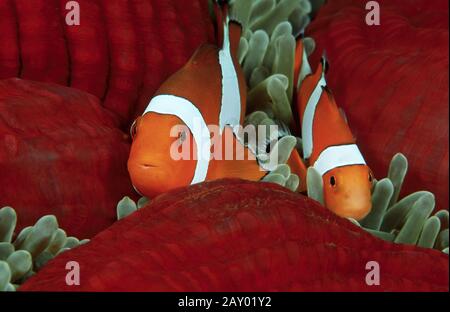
[0,0,448,291]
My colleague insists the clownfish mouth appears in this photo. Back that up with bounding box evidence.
[140,163,158,169]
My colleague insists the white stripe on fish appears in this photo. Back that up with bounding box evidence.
[218,15,241,135]
[313,144,367,176]
[302,72,327,160]
[144,94,211,185]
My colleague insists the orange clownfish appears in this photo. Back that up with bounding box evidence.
[128,0,273,198]
[294,41,373,220]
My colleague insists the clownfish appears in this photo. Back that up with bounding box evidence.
[128,0,284,198]
[294,41,373,220]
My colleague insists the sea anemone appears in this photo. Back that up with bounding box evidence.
[358,154,448,253]
[118,153,449,254]
[230,0,314,189]
[233,0,315,126]
[21,179,449,291]
[120,0,450,254]
[307,153,449,253]
[0,207,88,291]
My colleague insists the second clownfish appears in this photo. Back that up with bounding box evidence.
[293,39,373,220]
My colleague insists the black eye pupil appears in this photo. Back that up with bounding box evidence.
[330,176,336,186]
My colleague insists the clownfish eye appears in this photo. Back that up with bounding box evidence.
[330,176,336,187]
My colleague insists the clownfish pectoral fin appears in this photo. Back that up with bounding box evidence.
[287,148,308,192]
[207,126,267,181]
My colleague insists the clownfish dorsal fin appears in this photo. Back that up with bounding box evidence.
[214,0,242,57]
[214,0,229,50]
[296,37,313,90]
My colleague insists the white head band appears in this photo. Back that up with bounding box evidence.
[313,144,367,176]
[144,94,211,185]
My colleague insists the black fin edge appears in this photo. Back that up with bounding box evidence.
[321,50,330,74]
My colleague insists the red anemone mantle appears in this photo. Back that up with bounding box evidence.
[0,78,133,238]
[0,0,214,238]
[20,179,448,292]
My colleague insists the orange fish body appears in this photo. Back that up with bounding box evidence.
[295,42,373,220]
[128,1,267,198]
